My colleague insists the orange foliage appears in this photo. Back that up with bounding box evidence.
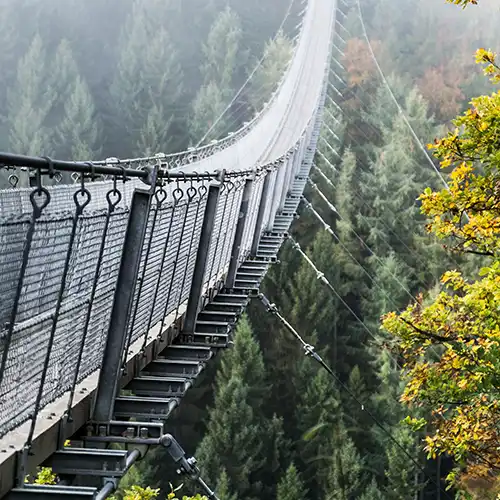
[342,38,381,89]
[417,66,464,122]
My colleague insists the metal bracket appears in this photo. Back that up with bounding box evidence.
[83,421,164,445]
[160,434,220,500]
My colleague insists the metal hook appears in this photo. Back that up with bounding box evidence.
[173,184,184,204]
[186,185,197,201]
[74,172,91,214]
[8,174,19,188]
[106,187,122,212]
[155,185,168,205]
[35,169,43,194]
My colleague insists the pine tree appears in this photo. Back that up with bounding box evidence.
[189,7,243,143]
[216,314,266,410]
[276,463,308,500]
[111,0,183,156]
[51,39,100,160]
[189,82,227,145]
[248,31,293,112]
[7,35,54,157]
[384,424,420,500]
[324,420,365,500]
[359,477,385,500]
[195,374,265,498]
[215,469,237,500]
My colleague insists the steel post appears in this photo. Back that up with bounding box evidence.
[279,155,293,211]
[268,161,286,228]
[226,178,254,287]
[183,183,221,334]
[250,170,272,256]
[92,188,153,423]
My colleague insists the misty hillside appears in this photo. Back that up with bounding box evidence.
[0,0,300,171]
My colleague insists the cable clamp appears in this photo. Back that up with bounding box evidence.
[303,344,315,357]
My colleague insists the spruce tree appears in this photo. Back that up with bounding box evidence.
[342,366,374,455]
[202,7,243,95]
[0,3,20,140]
[216,313,266,410]
[111,0,183,156]
[195,374,264,498]
[384,424,420,499]
[359,86,439,281]
[215,469,237,500]
[51,40,100,160]
[189,82,227,145]
[259,415,291,499]
[7,35,54,157]
[317,102,344,169]
[195,316,276,498]
[189,7,243,143]
[324,420,365,500]
[359,477,385,500]
[248,31,293,112]
[295,366,338,496]
[276,463,308,500]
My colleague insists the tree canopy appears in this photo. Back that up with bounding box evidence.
[383,42,500,496]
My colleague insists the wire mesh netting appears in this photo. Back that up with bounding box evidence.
[0,174,262,437]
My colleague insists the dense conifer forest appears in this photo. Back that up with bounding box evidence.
[4,0,500,498]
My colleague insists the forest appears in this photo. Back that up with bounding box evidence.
[4,0,500,498]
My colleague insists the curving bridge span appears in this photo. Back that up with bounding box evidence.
[0,0,343,497]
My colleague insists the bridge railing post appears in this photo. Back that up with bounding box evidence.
[279,154,294,211]
[92,186,154,424]
[226,177,254,288]
[250,168,272,256]
[183,182,221,334]
[267,160,286,229]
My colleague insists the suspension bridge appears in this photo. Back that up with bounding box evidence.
[0,0,344,497]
